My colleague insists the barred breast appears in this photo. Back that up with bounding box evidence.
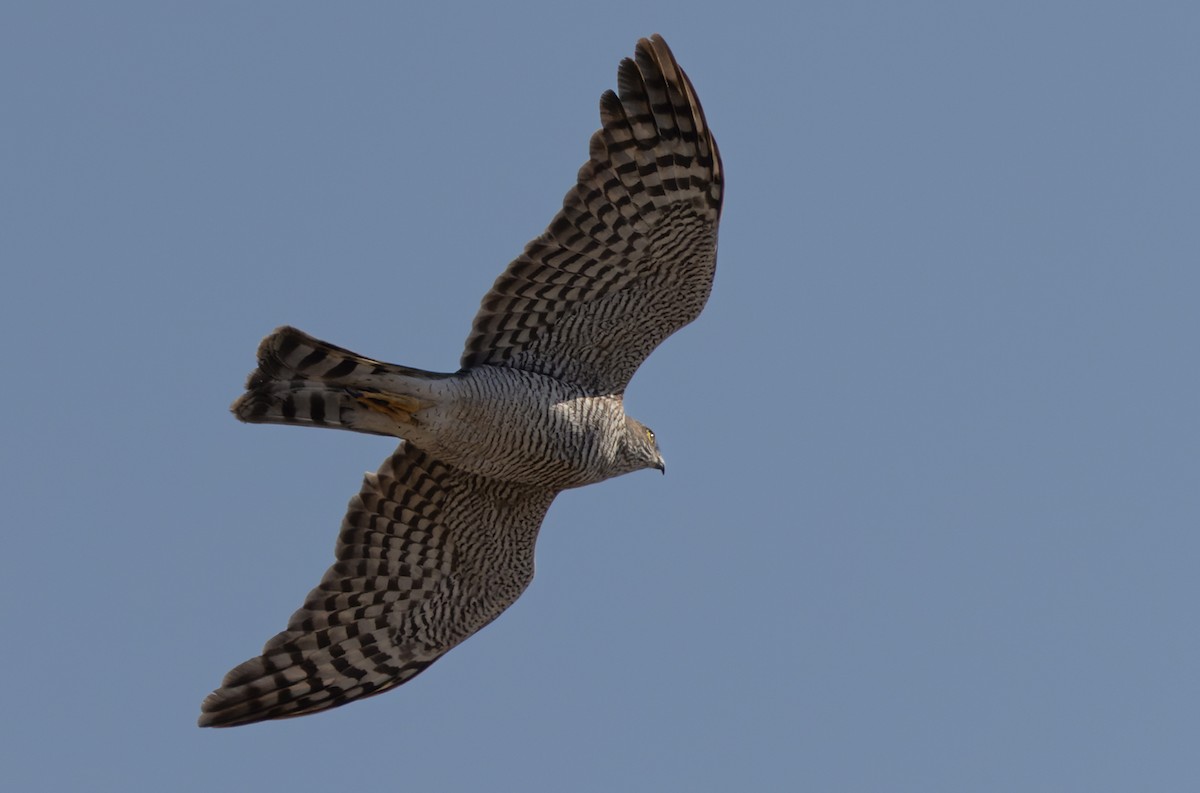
[422,366,627,489]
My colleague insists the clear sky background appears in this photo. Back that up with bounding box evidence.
[3,2,1198,791]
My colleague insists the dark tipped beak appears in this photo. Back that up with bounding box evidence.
[655,459,666,475]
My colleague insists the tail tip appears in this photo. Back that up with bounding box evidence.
[230,383,276,423]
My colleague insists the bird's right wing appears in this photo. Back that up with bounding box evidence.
[199,442,556,727]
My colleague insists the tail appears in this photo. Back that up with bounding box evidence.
[232,326,453,436]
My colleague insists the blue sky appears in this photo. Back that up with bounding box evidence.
[3,2,1198,790]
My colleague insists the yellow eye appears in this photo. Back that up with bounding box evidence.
[645,428,655,442]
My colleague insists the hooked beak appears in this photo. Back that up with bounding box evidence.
[655,457,666,475]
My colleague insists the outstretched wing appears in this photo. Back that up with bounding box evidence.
[199,443,556,727]
[461,34,723,394]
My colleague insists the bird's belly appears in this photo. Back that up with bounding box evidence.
[425,369,621,489]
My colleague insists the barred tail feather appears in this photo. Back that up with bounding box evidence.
[232,326,453,435]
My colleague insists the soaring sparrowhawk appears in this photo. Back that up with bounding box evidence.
[199,34,722,728]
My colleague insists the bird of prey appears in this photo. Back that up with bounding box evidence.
[199,33,722,727]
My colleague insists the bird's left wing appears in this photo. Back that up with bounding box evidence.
[461,34,722,394]
[199,442,556,727]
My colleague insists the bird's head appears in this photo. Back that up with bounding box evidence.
[621,416,666,475]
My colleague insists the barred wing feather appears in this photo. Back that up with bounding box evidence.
[199,443,555,727]
[461,35,723,394]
